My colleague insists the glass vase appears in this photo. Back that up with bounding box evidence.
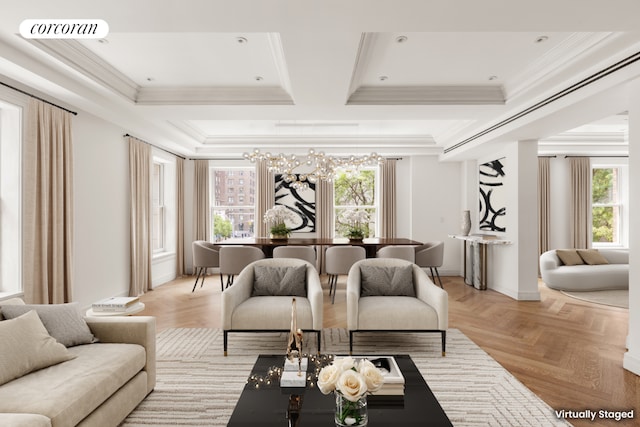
[335,393,367,427]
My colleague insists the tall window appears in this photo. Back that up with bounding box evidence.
[151,161,165,252]
[334,169,378,237]
[211,167,256,242]
[592,167,622,246]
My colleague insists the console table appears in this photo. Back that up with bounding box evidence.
[448,234,512,290]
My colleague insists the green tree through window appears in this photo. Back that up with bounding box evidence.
[334,170,377,237]
[592,168,618,243]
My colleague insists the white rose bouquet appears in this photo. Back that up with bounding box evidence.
[317,356,384,426]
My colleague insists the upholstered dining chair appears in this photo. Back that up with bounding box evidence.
[376,245,416,263]
[414,241,445,288]
[325,246,366,304]
[191,241,221,292]
[219,246,265,288]
[221,258,323,355]
[346,258,448,356]
[273,245,318,270]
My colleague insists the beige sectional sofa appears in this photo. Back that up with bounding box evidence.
[539,248,629,291]
[0,298,155,427]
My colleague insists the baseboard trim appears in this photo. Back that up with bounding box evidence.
[623,352,640,376]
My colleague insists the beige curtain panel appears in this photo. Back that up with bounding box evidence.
[255,159,274,237]
[570,157,591,249]
[23,98,74,304]
[193,160,210,241]
[316,179,334,273]
[176,157,185,277]
[379,159,397,238]
[128,137,152,296]
[538,157,550,257]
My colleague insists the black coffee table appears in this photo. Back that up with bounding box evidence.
[228,354,453,426]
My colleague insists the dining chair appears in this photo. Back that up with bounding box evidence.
[191,241,220,292]
[414,241,445,288]
[376,246,415,263]
[219,246,265,288]
[325,246,366,304]
[273,245,318,270]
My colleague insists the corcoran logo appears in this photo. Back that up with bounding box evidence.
[19,19,109,39]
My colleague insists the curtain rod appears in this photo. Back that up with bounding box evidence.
[123,134,186,160]
[564,155,628,158]
[538,155,557,158]
[0,80,78,115]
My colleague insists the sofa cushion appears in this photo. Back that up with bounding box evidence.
[577,249,609,265]
[360,265,415,297]
[0,303,96,347]
[0,310,76,386]
[555,249,584,266]
[231,296,313,330]
[0,343,146,427]
[357,296,438,329]
[252,265,307,297]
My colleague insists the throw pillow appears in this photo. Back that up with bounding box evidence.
[0,310,76,386]
[0,302,96,347]
[555,249,584,266]
[577,249,609,265]
[252,265,307,297]
[360,265,416,297]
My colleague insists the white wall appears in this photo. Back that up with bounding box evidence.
[405,156,463,276]
[73,111,129,307]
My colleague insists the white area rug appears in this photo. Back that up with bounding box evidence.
[121,328,570,426]
[561,289,628,309]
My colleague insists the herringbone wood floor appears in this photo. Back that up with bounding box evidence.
[137,274,638,427]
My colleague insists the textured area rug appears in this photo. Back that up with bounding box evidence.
[562,289,628,309]
[121,328,570,426]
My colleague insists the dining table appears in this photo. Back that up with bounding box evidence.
[215,237,423,258]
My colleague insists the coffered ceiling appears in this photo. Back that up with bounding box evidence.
[0,0,639,159]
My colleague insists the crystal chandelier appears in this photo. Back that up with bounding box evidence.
[243,149,385,190]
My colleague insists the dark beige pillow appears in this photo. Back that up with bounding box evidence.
[0,303,96,347]
[555,249,584,266]
[577,249,609,265]
[252,265,307,296]
[360,265,415,297]
[0,310,76,386]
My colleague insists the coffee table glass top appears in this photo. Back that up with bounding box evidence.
[228,354,452,426]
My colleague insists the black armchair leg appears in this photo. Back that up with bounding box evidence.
[192,268,203,292]
[317,330,322,354]
[224,331,228,356]
[434,268,443,288]
[349,331,354,355]
[441,330,446,356]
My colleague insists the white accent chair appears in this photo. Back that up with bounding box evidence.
[221,258,323,355]
[415,241,445,288]
[325,246,366,304]
[376,246,416,262]
[191,241,221,292]
[273,245,318,270]
[219,246,265,288]
[347,258,448,356]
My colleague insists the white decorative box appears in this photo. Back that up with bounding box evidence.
[283,357,308,372]
[280,370,307,387]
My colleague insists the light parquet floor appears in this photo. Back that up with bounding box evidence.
[137,274,638,427]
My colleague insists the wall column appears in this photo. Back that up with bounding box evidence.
[623,78,640,376]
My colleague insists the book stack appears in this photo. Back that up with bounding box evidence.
[362,356,405,406]
[92,296,140,313]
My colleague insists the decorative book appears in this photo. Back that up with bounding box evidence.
[92,297,140,312]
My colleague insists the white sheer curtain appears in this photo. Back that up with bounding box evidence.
[255,159,274,237]
[193,160,210,241]
[176,157,185,277]
[570,157,592,249]
[538,157,550,271]
[128,136,152,296]
[316,180,334,273]
[379,159,397,238]
[23,98,74,304]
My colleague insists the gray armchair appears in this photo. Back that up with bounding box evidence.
[191,241,220,292]
[347,258,448,356]
[415,241,445,288]
[219,246,265,288]
[221,258,323,355]
[273,245,318,270]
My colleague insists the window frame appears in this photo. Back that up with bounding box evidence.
[152,160,166,253]
[591,160,628,248]
[210,165,257,242]
[333,167,380,238]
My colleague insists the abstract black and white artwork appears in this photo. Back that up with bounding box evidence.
[274,174,316,232]
[479,158,506,233]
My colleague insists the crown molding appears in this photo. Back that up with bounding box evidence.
[539,131,627,144]
[28,39,139,101]
[347,32,378,100]
[136,86,294,105]
[347,85,505,105]
[267,33,294,100]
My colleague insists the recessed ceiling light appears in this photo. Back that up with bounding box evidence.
[535,35,549,43]
[255,76,263,82]
[488,75,498,81]
[97,38,108,44]
[379,75,389,81]
[395,35,408,43]
[146,77,155,82]
[236,36,248,44]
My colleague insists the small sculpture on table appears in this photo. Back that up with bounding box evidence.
[281,298,308,387]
